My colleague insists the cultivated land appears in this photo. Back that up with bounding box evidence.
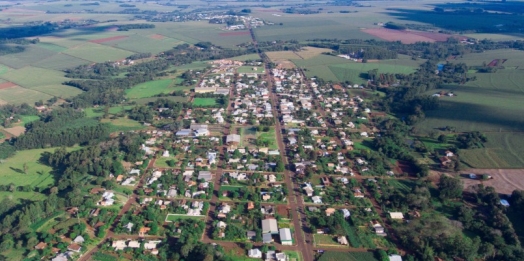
[125,79,174,99]
[0,148,59,189]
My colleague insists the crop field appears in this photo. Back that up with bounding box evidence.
[360,28,462,44]
[459,132,524,169]
[464,33,524,41]
[33,53,90,70]
[0,64,9,75]
[229,53,261,61]
[125,79,174,99]
[36,42,68,52]
[37,36,86,48]
[0,45,57,69]
[293,54,417,83]
[0,86,53,104]
[450,49,524,67]
[0,148,61,189]
[318,251,379,261]
[0,66,69,88]
[99,34,183,54]
[193,98,218,106]
[63,42,135,63]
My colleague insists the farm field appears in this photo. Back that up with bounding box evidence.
[459,132,524,169]
[0,45,56,69]
[125,79,174,99]
[99,34,183,54]
[193,98,217,106]
[63,42,135,63]
[229,53,261,61]
[84,106,133,118]
[33,53,90,70]
[0,85,53,104]
[0,66,69,88]
[292,54,418,83]
[317,251,379,261]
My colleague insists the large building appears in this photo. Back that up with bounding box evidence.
[279,228,292,245]
[261,218,278,234]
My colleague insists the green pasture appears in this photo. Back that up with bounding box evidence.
[0,191,47,203]
[230,53,261,61]
[0,64,9,75]
[101,118,146,132]
[193,98,217,106]
[125,79,174,99]
[450,49,524,67]
[30,84,83,98]
[0,148,63,189]
[0,86,53,104]
[19,115,40,125]
[34,53,90,70]
[63,42,135,63]
[84,106,133,118]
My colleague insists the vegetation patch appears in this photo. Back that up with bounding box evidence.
[193,97,217,106]
[125,79,173,99]
[318,251,379,261]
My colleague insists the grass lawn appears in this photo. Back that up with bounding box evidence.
[230,53,261,61]
[155,157,177,168]
[125,79,173,99]
[256,127,278,150]
[19,115,40,125]
[84,106,133,118]
[193,97,217,106]
[284,251,303,261]
[165,214,205,222]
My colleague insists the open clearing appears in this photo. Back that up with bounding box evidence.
[461,169,524,195]
[4,126,26,137]
[0,148,58,189]
[101,118,146,132]
[193,98,217,106]
[125,79,173,99]
[318,251,379,261]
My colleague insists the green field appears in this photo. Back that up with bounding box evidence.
[125,79,174,99]
[0,86,53,104]
[84,106,133,118]
[314,234,345,247]
[134,96,187,105]
[318,251,379,261]
[0,66,69,88]
[230,54,261,61]
[63,42,135,63]
[237,66,264,74]
[0,148,63,189]
[100,34,184,54]
[0,64,9,75]
[101,118,147,132]
[0,46,57,69]
[0,191,47,203]
[293,55,417,83]
[155,157,178,168]
[36,42,68,52]
[193,97,218,106]
[33,53,90,70]
[256,128,278,150]
[459,132,524,168]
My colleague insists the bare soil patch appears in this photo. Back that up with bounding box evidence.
[0,82,17,90]
[89,35,128,44]
[4,126,25,137]
[460,169,524,195]
[219,31,250,37]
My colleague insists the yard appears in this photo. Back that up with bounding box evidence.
[318,251,379,261]
[165,214,205,222]
[313,234,347,248]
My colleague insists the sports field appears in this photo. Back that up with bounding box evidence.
[193,98,217,106]
[125,79,174,99]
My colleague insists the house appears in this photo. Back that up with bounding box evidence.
[389,212,404,220]
[247,201,255,210]
[35,242,47,250]
[312,196,323,204]
[52,253,71,261]
[325,208,336,216]
[321,177,331,186]
[340,209,351,218]
[217,221,227,229]
[67,243,82,252]
[337,236,348,245]
[247,230,256,241]
[279,228,292,245]
[112,240,126,250]
[262,218,278,234]
[303,186,314,197]
[144,241,160,250]
[128,241,140,248]
[275,252,288,261]
[262,233,273,244]
[226,134,241,145]
[501,199,510,207]
[389,254,403,261]
[73,235,85,244]
[262,194,271,201]
[139,227,151,237]
[445,150,454,157]
[248,248,263,258]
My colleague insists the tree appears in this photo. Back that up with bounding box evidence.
[438,134,447,143]
[276,160,285,172]
[438,175,463,200]
[23,163,28,174]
